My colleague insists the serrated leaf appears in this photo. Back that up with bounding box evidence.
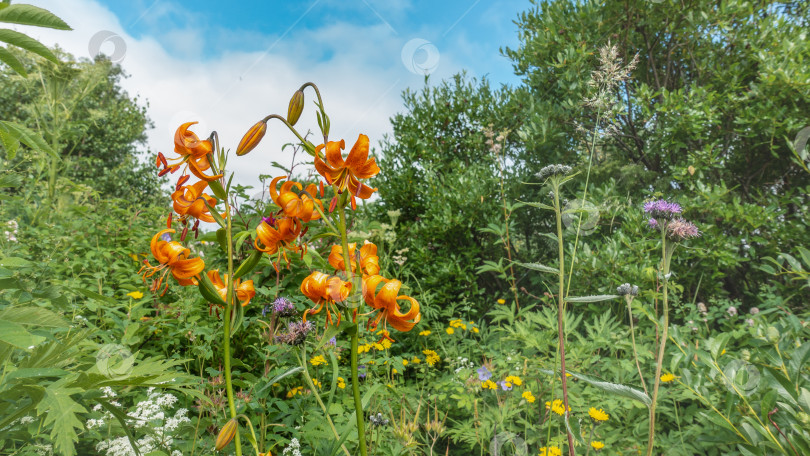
[0,121,57,158]
[0,172,23,188]
[565,294,619,303]
[0,306,68,328]
[37,384,87,456]
[0,45,25,76]
[0,29,58,63]
[514,261,559,275]
[0,319,44,348]
[0,256,32,268]
[0,4,71,29]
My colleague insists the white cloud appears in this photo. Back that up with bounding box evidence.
[20,0,471,203]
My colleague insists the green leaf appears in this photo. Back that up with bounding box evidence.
[308,231,340,242]
[564,413,584,444]
[233,249,262,279]
[0,256,32,268]
[0,306,68,328]
[514,261,559,275]
[258,367,304,394]
[0,319,44,348]
[0,29,58,63]
[37,384,87,456]
[565,294,619,303]
[0,45,24,76]
[197,272,226,306]
[71,287,116,304]
[0,5,71,29]
[97,399,141,456]
[208,179,227,199]
[540,369,651,407]
[0,172,23,188]
[0,121,57,158]
[519,200,554,211]
[202,198,226,228]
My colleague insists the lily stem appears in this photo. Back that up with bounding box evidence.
[337,198,367,456]
[223,189,242,456]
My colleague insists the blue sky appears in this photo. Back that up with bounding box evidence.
[102,0,525,87]
[27,0,529,195]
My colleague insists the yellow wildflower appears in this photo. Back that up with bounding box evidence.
[337,377,346,389]
[446,327,454,335]
[481,380,497,390]
[402,359,409,366]
[126,291,144,299]
[539,446,562,456]
[591,441,605,450]
[505,375,522,386]
[419,330,431,336]
[310,355,327,366]
[422,349,440,366]
[522,391,535,403]
[472,327,479,333]
[497,299,506,304]
[411,357,421,364]
[545,399,569,416]
[588,407,609,422]
[660,373,676,383]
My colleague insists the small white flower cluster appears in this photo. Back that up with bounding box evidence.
[392,247,409,266]
[4,220,17,242]
[92,388,189,456]
[453,356,475,374]
[282,437,303,456]
[33,443,52,456]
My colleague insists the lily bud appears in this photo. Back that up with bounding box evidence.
[287,90,305,126]
[236,121,267,156]
[215,418,238,450]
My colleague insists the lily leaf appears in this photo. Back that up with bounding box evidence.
[565,294,619,303]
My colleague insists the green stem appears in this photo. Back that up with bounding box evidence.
[297,350,352,456]
[553,184,575,456]
[646,227,668,456]
[627,296,648,395]
[223,191,242,456]
[337,200,367,456]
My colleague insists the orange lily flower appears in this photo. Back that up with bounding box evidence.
[254,217,302,256]
[269,176,323,222]
[301,271,352,328]
[327,241,380,276]
[207,269,255,307]
[314,134,379,199]
[362,275,421,333]
[139,229,205,293]
[171,179,220,224]
[156,122,223,182]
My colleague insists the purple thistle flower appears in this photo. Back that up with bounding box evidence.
[327,336,337,347]
[477,366,492,382]
[644,199,682,220]
[272,297,297,317]
[648,218,659,230]
[275,321,313,346]
[666,218,700,240]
